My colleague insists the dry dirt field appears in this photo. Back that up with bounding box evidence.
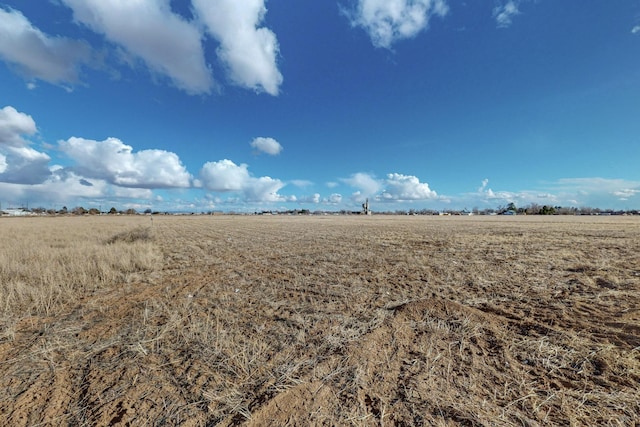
[1,214,639,426]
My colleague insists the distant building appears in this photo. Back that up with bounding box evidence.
[2,208,31,216]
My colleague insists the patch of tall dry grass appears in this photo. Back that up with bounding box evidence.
[0,216,161,319]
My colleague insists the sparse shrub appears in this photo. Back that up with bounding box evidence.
[106,226,153,244]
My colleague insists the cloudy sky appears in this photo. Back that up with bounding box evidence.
[1,0,639,212]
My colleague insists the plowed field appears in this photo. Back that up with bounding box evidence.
[1,215,639,425]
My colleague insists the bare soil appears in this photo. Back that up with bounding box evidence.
[1,215,639,426]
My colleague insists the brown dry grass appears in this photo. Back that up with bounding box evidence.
[1,215,639,426]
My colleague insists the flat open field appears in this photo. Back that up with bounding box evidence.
[1,215,639,426]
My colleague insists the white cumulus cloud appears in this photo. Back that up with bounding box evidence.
[244,176,285,202]
[308,193,321,203]
[342,171,439,203]
[61,0,213,94]
[199,159,250,192]
[0,146,51,184]
[493,0,521,28]
[251,136,282,155]
[345,0,448,49]
[199,159,286,202]
[193,0,283,95]
[382,173,437,200]
[0,106,51,184]
[478,178,489,192]
[0,7,91,85]
[0,106,36,146]
[612,188,639,200]
[632,25,640,34]
[554,178,640,204]
[327,193,343,204]
[59,137,192,188]
[341,172,382,196]
[0,167,153,206]
[475,178,517,202]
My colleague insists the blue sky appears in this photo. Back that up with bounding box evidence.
[1,0,639,212]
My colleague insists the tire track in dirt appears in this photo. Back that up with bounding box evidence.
[250,294,639,426]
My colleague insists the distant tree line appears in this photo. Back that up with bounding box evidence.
[24,206,156,216]
[9,203,640,217]
[375,203,639,216]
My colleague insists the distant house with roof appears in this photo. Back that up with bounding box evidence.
[2,208,31,216]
